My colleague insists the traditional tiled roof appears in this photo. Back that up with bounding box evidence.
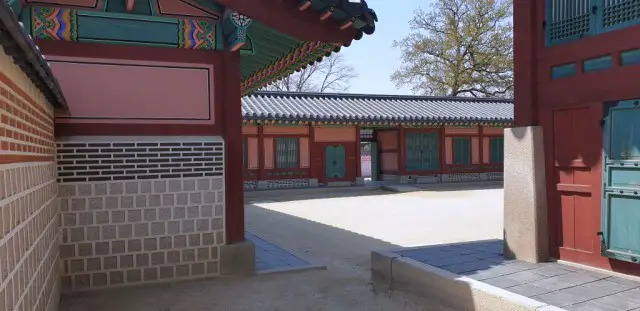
[0,1,67,108]
[242,91,513,126]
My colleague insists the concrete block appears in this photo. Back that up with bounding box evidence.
[370,250,399,291]
[308,179,319,187]
[386,256,561,311]
[327,181,352,187]
[416,175,440,184]
[503,126,549,263]
[355,177,365,185]
[220,240,256,276]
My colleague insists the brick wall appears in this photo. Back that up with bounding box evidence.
[0,46,60,311]
[56,136,225,292]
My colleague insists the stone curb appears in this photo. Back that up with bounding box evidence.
[371,249,567,311]
[257,263,326,275]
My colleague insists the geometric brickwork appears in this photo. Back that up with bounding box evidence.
[0,46,60,311]
[56,137,224,183]
[56,136,226,292]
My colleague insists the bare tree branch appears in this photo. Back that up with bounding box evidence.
[262,53,358,93]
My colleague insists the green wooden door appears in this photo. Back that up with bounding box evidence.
[370,142,379,181]
[405,132,439,171]
[601,100,640,264]
[325,145,346,179]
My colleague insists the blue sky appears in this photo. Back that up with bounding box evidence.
[339,0,431,95]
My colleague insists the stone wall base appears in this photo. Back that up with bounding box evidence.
[220,240,256,276]
[381,172,503,184]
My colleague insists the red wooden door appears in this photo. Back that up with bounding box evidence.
[546,104,603,264]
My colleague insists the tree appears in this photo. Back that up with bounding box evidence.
[391,0,513,98]
[264,53,358,93]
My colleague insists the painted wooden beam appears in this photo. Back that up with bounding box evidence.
[215,0,356,45]
[29,6,218,50]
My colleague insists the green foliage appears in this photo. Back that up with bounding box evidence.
[391,0,513,98]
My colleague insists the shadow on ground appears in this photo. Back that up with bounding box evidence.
[60,186,505,311]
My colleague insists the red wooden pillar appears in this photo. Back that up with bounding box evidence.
[513,0,540,127]
[222,51,245,245]
[355,125,361,177]
[398,126,406,174]
[257,125,265,181]
[438,125,446,174]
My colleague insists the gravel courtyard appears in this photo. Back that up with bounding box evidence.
[61,185,504,311]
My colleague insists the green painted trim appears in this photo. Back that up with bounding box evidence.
[78,9,177,22]
[148,0,157,15]
[583,55,612,73]
[7,0,24,17]
[19,6,32,35]
[77,38,176,48]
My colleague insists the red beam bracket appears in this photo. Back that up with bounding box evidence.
[320,6,335,20]
[299,0,312,11]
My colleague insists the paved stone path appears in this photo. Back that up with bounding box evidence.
[396,240,640,310]
[246,231,318,272]
[60,186,503,311]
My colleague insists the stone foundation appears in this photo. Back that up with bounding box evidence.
[381,172,503,184]
[503,126,549,263]
[55,136,226,292]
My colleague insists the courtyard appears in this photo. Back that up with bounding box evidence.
[59,184,503,311]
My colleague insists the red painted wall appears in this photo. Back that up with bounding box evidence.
[38,41,225,136]
[514,1,640,275]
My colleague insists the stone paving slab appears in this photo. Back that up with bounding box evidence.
[392,240,640,310]
[246,232,323,273]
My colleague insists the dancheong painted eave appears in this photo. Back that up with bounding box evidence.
[242,91,514,126]
[235,0,378,95]
[0,0,67,108]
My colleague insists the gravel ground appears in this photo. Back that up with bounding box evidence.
[61,186,503,311]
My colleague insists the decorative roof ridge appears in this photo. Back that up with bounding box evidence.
[248,91,513,104]
[0,1,68,108]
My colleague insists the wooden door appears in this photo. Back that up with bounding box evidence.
[324,145,347,181]
[405,132,439,171]
[550,105,602,261]
[601,100,640,264]
[371,142,379,181]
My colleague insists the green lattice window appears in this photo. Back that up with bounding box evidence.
[546,0,640,46]
[546,0,593,45]
[489,137,505,164]
[602,0,640,30]
[453,137,471,165]
[275,138,299,169]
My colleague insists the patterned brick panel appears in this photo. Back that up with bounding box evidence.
[56,137,224,183]
[56,137,225,292]
[0,47,60,311]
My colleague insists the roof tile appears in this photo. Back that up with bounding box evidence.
[243,91,513,124]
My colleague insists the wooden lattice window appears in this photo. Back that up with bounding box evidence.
[489,137,505,164]
[453,137,471,165]
[275,138,299,169]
